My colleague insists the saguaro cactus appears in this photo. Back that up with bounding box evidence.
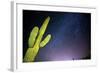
[24,16,51,62]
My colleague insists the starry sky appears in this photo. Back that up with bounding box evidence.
[23,10,91,62]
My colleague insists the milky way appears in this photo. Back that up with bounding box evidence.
[23,10,91,62]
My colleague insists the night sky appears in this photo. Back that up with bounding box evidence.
[23,10,91,62]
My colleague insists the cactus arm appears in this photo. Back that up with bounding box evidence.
[34,16,50,48]
[28,27,39,48]
[40,34,51,48]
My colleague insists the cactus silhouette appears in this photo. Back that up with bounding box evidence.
[24,16,51,62]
